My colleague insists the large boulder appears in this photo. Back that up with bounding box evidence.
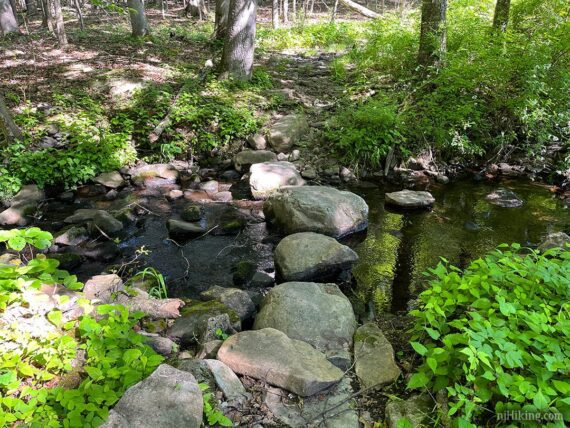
[217,328,343,396]
[274,232,358,282]
[354,323,401,388]
[0,185,45,226]
[253,282,356,352]
[249,161,305,200]
[264,186,368,238]
[485,188,523,208]
[384,190,435,209]
[268,114,309,152]
[233,150,277,172]
[103,364,202,428]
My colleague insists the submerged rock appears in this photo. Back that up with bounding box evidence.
[485,188,523,208]
[233,150,277,172]
[274,232,358,282]
[167,219,205,238]
[354,323,401,388]
[103,364,202,428]
[268,113,309,152]
[217,328,343,396]
[264,186,368,238]
[249,161,305,200]
[254,282,356,352]
[385,190,435,209]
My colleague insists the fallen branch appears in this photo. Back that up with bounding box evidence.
[339,0,379,18]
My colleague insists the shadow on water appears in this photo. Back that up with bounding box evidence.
[348,178,570,316]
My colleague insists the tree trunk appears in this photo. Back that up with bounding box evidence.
[40,0,51,29]
[492,0,510,31]
[50,0,67,47]
[0,0,19,34]
[9,0,18,22]
[0,94,23,143]
[417,0,446,68]
[25,0,37,15]
[330,0,338,22]
[127,0,149,37]
[220,0,256,80]
[186,0,207,20]
[338,0,378,19]
[272,0,278,28]
[282,0,287,23]
[73,0,83,29]
[213,0,229,40]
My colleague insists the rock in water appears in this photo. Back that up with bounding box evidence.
[384,190,435,209]
[264,186,368,238]
[274,232,358,282]
[249,161,305,200]
[102,364,202,428]
[268,114,309,152]
[93,171,125,189]
[200,286,255,321]
[485,188,523,208]
[128,163,180,186]
[233,150,277,172]
[253,282,356,352]
[217,328,343,396]
[354,323,401,388]
[0,185,45,226]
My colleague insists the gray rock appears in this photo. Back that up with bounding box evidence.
[385,190,435,209]
[196,340,224,359]
[264,378,359,428]
[264,186,368,238]
[436,174,450,184]
[212,191,233,202]
[0,185,45,226]
[277,152,289,161]
[93,211,123,236]
[181,204,203,222]
[144,335,178,356]
[250,271,274,288]
[64,208,101,224]
[538,232,570,252]
[249,161,305,200]
[54,226,89,246]
[129,164,180,186]
[217,328,343,396]
[233,150,277,172]
[83,274,124,303]
[200,285,256,321]
[254,282,356,352]
[301,167,317,180]
[167,219,205,238]
[268,114,309,152]
[289,149,301,162]
[354,323,401,388]
[167,189,184,200]
[204,359,249,402]
[248,133,267,150]
[102,364,202,428]
[385,394,432,428]
[177,359,216,390]
[485,188,523,208]
[198,180,219,194]
[93,171,125,189]
[274,232,358,282]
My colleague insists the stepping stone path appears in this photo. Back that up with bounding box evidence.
[274,232,358,282]
[486,187,523,208]
[254,282,356,352]
[385,189,435,209]
[249,161,305,199]
[217,328,343,396]
[103,364,203,428]
[264,186,369,238]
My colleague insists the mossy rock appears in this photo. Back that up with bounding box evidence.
[142,319,168,334]
[232,260,257,286]
[181,204,203,222]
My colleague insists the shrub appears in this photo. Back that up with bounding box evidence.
[408,244,570,427]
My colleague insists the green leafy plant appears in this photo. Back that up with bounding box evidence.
[199,383,233,427]
[408,243,570,427]
[137,267,168,299]
[214,328,229,341]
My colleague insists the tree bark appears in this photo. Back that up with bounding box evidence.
[40,0,52,30]
[49,0,67,47]
[25,0,37,15]
[492,0,510,32]
[282,0,287,23]
[220,0,256,81]
[186,0,207,20]
[213,0,229,40]
[0,94,23,144]
[127,0,149,37]
[330,0,338,22]
[73,0,83,29]
[0,0,19,34]
[272,0,278,28]
[418,0,446,68]
[338,0,379,19]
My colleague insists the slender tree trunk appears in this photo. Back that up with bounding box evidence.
[330,0,338,22]
[73,0,83,29]
[127,0,149,37]
[25,0,36,15]
[50,0,67,47]
[291,0,295,20]
[0,94,23,143]
[220,0,256,80]
[0,0,19,33]
[40,0,51,29]
[282,0,287,23]
[213,0,229,40]
[9,0,18,22]
[417,0,447,68]
[272,0,278,28]
[492,0,510,31]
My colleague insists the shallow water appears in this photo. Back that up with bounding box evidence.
[348,179,570,315]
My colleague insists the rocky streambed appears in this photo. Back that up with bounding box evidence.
[1,153,568,427]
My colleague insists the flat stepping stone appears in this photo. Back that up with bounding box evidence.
[385,190,435,209]
[217,328,343,396]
